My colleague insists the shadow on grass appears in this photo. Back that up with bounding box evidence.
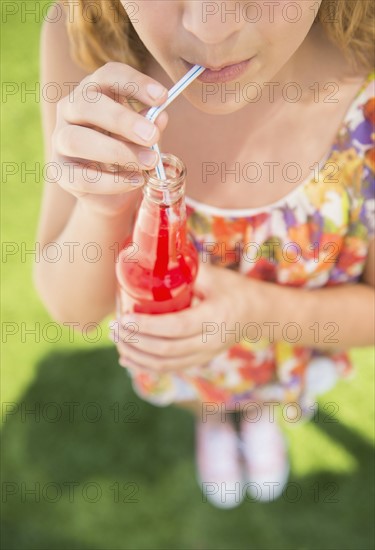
[1,347,374,550]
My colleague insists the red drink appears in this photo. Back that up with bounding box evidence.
[116,153,199,315]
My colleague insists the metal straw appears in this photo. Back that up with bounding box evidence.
[145,64,205,180]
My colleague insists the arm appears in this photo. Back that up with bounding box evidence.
[35,199,139,328]
[34,5,139,327]
[34,4,167,328]
[111,241,375,373]
[244,239,375,350]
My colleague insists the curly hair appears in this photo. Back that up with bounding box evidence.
[63,0,374,73]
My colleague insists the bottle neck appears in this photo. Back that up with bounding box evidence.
[142,179,185,207]
[135,190,188,256]
[140,165,187,248]
[142,153,186,207]
[132,152,188,259]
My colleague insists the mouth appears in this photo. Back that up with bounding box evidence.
[181,57,254,83]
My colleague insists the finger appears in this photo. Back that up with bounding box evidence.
[116,339,210,373]
[63,93,163,148]
[117,326,204,357]
[58,156,145,195]
[121,299,214,339]
[55,125,160,169]
[139,108,169,132]
[118,356,151,374]
[152,110,168,134]
[96,110,168,139]
[81,62,168,107]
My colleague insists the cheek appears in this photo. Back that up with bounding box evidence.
[122,1,176,63]
[256,1,318,55]
[120,0,142,25]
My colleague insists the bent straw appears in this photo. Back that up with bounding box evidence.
[146,64,205,181]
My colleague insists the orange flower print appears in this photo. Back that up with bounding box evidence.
[363,97,375,125]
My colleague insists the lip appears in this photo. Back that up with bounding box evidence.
[182,57,254,83]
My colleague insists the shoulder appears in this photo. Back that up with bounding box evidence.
[41,2,88,87]
[41,2,70,53]
[37,4,87,249]
[40,2,89,158]
[340,73,375,239]
[334,72,375,155]
[348,72,375,123]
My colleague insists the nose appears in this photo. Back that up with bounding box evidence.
[181,0,245,45]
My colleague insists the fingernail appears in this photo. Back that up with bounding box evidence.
[147,83,166,100]
[138,150,158,168]
[133,119,156,141]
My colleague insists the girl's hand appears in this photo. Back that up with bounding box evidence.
[52,62,169,216]
[110,262,251,374]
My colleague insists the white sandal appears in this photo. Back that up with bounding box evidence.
[239,413,290,502]
[196,414,245,508]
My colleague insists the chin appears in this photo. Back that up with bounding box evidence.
[183,90,250,115]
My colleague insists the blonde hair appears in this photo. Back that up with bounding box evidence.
[64,0,374,73]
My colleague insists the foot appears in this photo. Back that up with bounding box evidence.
[239,411,290,502]
[196,413,244,509]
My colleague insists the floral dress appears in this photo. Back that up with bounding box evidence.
[128,73,375,414]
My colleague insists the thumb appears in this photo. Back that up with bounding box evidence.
[194,261,216,297]
[139,108,169,132]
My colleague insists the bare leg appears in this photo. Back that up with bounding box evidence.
[173,400,272,420]
[173,399,201,417]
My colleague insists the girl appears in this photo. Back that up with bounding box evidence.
[35,0,374,508]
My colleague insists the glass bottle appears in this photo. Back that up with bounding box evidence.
[116,153,199,315]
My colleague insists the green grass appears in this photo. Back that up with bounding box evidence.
[1,2,374,549]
